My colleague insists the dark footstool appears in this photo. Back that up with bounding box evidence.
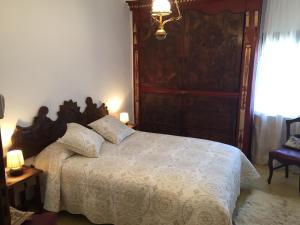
[22,212,58,225]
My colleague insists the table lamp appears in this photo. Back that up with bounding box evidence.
[7,150,24,176]
[120,112,129,125]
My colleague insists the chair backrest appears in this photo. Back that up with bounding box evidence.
[286,117,300,140]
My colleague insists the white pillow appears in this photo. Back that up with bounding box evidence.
[284,136,300,150]
[89,115,135,144]
[58,123,104,157]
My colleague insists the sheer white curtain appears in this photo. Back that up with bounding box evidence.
[252,0,300,164]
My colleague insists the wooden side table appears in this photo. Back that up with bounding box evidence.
[127,123,137,129]
[6,166,43,212]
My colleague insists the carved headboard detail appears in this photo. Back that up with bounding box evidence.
[11,97,108,159]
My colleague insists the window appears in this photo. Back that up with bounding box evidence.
[254,35,300,118]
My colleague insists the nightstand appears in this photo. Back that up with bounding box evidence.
[127,123,137,129]
[6,166,43,211]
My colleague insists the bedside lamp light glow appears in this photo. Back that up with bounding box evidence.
[107,98,122,114]
[120,112,129,124]
[7,150,24,176]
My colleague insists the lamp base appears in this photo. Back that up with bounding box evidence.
[155,28,167,40]
[9,168,23,177]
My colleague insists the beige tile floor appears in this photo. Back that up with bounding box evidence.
[237,165,299,209]
[58,165,300,225]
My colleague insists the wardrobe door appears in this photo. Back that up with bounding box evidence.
[139,15,184,133]
[140,93,181,135]
[139,19,183,89]
[179,10,244,145]
[128,0,262,155]
[182,10,244,92]
[182,96,239,145]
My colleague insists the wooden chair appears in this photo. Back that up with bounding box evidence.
[268,117,300,194]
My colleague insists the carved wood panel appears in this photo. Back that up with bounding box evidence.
[128,0,262,156]
[182,96,239,145]
[139,20,183,88]
[140,93,181,135]
[183,11,244,92]
[138,9,243,146]
[11,97,108,159]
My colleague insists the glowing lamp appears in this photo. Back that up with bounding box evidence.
[107,98,122,114]
[151,0,182,40]
[152,0,172,16]
[120,112,129,124]
[7,150,24,176]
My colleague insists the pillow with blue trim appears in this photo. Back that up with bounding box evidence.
[284,136,300,150]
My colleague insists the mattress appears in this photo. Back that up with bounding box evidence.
[34,131,259,225]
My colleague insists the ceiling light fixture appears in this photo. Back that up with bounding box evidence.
[151,0,182,40]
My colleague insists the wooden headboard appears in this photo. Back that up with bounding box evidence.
[10,97,108,159]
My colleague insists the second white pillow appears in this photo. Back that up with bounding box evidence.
[89,115,135,144]
[58,123,104,157]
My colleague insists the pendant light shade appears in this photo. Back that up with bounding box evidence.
[151,0,182,40]
[152,0,172,16]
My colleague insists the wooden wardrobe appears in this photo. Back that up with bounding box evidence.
[127,0,262,157]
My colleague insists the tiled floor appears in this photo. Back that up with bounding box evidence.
[58,165,300,225]
[237,165,299,210]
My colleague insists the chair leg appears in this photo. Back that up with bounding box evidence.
[268,157,274,184]
[285,165,289,178]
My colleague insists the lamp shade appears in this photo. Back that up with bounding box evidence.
[152,0,172,16]
[120,112,129,124]
[7,150,24,170]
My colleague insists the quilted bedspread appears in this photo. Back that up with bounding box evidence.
[34,131,259,225]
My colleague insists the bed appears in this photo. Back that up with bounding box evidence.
[11,97,259,225]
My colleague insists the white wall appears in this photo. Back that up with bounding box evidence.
[0,0,133,151]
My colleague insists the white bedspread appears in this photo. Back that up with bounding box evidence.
[34,131,259,225]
